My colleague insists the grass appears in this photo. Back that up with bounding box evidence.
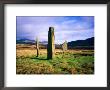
[16,48,94,74]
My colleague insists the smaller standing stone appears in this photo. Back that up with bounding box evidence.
[35,37,39,57]
[62,40,68,52]
[62,41,68,58]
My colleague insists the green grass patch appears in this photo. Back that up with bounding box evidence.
[16,52,94,74]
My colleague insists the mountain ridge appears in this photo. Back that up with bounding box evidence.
[16,37,94,47]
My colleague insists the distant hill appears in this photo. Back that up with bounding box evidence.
[16,39,48,45]
[16,37,94,49]
[67,37,94,49]
[39,41,48,45]
[16,38,35,44]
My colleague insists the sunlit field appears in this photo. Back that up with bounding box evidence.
[16,44,94,74]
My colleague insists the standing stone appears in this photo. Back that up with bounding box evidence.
[62,41,68,52]
[62,41,68,58]
[35,37,39,57]
[47,27,55,59]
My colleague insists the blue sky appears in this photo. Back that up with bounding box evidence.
[16,16,94,44]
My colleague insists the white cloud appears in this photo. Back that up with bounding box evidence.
[17,16,94,44]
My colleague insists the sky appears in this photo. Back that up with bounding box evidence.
[16,16,94,44]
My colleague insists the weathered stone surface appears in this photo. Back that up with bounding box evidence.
[62,41,68,51]
[35,37,39,57]
[47,27,55,59]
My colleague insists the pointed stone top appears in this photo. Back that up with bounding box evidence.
[49,27,54,33]
[36,37,38,41]
[49,27,54,29]
[64,40,67,43]
[49,27,54,30]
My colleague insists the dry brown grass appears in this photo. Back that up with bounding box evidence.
[16,44,94,57]
[16,44,94,74]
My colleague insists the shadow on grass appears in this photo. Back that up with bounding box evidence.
[31,56,48,60]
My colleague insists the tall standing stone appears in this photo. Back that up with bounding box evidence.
[35,37,39,57]
[47,27,55,59]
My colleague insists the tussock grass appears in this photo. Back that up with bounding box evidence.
[16,48,94,74]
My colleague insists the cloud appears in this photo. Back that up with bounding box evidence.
[16,16,94,44]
